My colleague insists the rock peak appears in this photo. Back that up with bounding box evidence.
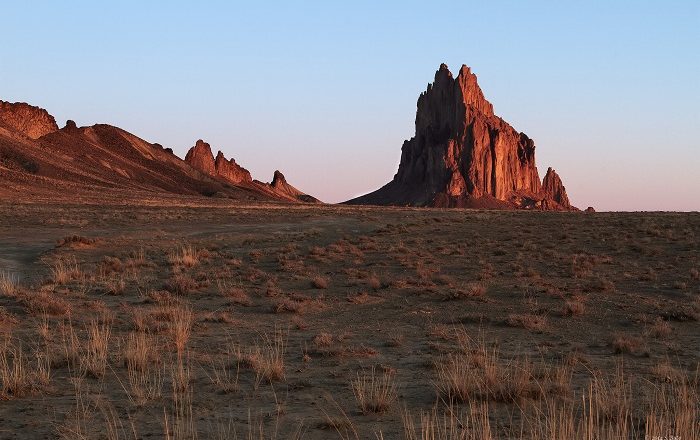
[542,167,571,209]
[63,120,78,131]
[347,63,577,211]
[272,170,286,185]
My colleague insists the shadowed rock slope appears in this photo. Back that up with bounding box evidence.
[346,64,576,210]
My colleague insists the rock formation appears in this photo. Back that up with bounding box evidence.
[541,167,571,209]
[269,170,320,203]
[346,64,576,210]
[184,139,252,184]
[184,139,319,203]
[184,139,217,176]
[0,100,59,139]
[215,151,252,184]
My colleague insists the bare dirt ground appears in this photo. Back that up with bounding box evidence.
[0,203,698,439]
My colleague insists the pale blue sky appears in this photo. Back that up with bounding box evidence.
[2,1,698,210]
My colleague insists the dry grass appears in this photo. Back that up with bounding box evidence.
[612,334,643,354]
[434,331,544,403]
[168,245,200,268]
[0,340,33,398]
[563,299,585,316]
[170,306,193,354]
[447,282,487,299]
[50,256,82,284]
[402,403,492,440]
[506,313,548,332]
[351,366,396,414]
[217,279,252,306]
[237,329,286,384]
[647,317,672,338]
[0,271,18,297]
[311,275,329,289]
[21,291,72,316]
[81,320,112,378]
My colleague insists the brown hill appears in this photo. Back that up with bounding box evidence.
[345,64,577,210]
[0,100,319,204]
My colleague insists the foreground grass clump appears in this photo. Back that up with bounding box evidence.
[351,366,396,414]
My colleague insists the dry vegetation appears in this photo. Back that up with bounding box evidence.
[0,203,698,438]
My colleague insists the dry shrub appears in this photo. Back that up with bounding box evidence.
[171,306,193,354]
[367,274,382,290]
[447,282,487,299]
[99,256,124,276]
[311,275,329,289]
[351,366,396,414]
[123,332,158,372]
[50,256,82,284]
[164,274,198,295]
[168,245,200,268]
[690,268,699,280]
[237,329,286,383]
[347,291,373,304]
[506,313,548,332]
[103,275,126,295]
[56,235,97,248]
[0,340,33,398]
[403,403,492,440]
[126,352,163,406]
[647,317,672,338]
[612,334,643,354]
[650,359,685,384]
[205,359,239,394]
[21,291,71,316]
[273,298,305,314]
[217,279,252,306]
[586,276,615,293]
[563,299,585,316]
[435,331,542,403]
[524,363,698,440]
[313,332,334,348]
[0,272,18,297]
[81,320,112,378]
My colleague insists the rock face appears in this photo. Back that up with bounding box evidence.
[215,151,252,184]
[0,100,59,139]
[346,64,575,210]
[184,139,252,184]
[184,140,216,176]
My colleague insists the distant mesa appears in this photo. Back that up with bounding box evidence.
[345,63,577,211]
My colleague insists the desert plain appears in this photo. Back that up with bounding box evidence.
[0,201,698,439]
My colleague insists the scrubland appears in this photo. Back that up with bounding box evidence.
[0,203,698,439]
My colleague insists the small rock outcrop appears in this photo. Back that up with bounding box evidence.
[269,170,319,203]
[346,64,577,210]
[0,100,59,139]
[541,168,571,209]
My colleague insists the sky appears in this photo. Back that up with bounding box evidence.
[1,1,698,211]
